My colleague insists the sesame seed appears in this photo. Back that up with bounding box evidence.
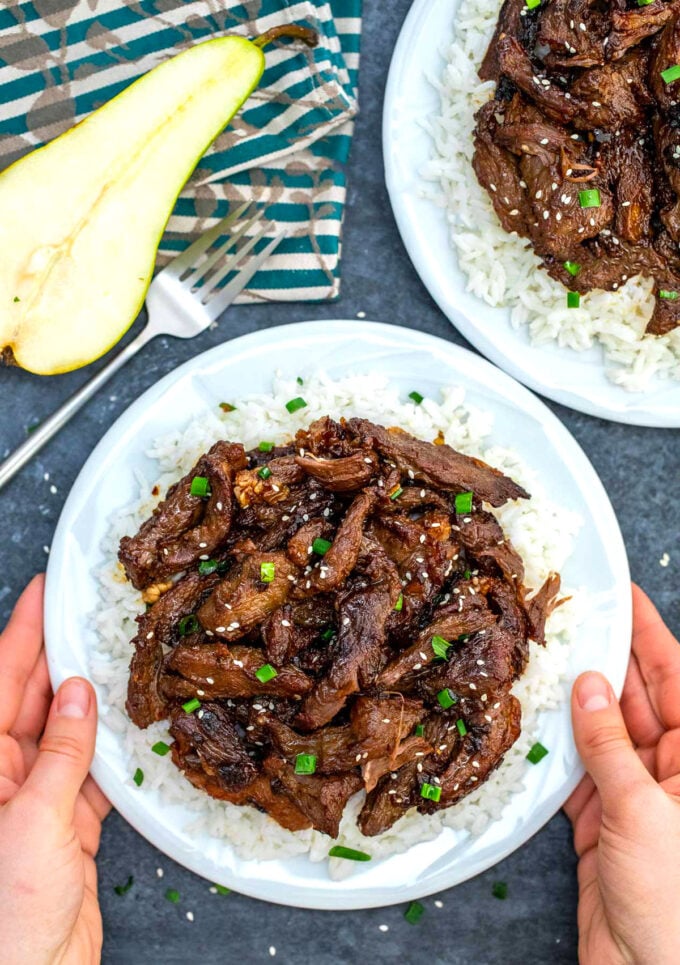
[216,502,223,511]
[269,948,276,958]
[156,868,164,878]
[281,619,291,627]
[379,924,389,933]
[206,677,215,684]
[543,210,549,220]
[434,900,443,909]
[199,542,207,548]
[540,138,549,145]
[146,631,154,640]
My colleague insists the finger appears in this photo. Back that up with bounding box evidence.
[81,775,112,823]
[571,786,602,857]
[10,650,52,744]
[619,651,664,749]
[657,728,680,785]
[23,677,97,822]
[564,773,596,824]
[571,671,653,819]
[0,735,25,786]
[631,584,680,730]
[0,575,45,735]
[0,774,20,806]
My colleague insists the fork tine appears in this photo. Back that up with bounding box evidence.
[183,209,263,289]
[198,219,271,301]
[165,200,253,276]
[203,230,286,319]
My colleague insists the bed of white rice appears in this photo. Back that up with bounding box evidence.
[421,0,680,392]
[90,372,582,874]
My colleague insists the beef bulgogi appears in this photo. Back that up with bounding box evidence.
[473,0,680,335]
[119,417,560,839]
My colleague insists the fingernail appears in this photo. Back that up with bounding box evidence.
[576,672,611,712]
[56,678,92,719]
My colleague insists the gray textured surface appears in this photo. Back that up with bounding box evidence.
[1,1,679,963]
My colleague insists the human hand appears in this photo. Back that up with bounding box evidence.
[565,584,680,965]
[0,575,110,965]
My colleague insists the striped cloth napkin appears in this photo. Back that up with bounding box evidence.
[0,0,361,303]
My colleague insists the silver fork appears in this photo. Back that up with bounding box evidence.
[0,204,285,491]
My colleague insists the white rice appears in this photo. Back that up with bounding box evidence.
[90,372,582,875]
[422,0,680,392]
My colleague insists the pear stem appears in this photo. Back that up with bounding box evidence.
[253,25,318,50]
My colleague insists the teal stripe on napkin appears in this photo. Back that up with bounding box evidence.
[0,0,361,304]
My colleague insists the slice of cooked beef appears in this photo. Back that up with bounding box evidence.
[523,572,562,645]
[304,491,377,594]
[162,643,313,699]
[169,702,257,790]
[295,450,378,492]
[263,756,362,837]
[348,419,529,506]
[597,126,654,245]
[608,0,680,61]
[294,416,357,458]
[198,551,300,640]
[261,605,317,665]
[537,0,609,69]
[479,0,530,80]
[126,568,221,728]
[295,543,402,730]
[458,509,525,585]
[471,101,532,238]
[119,441,246,589]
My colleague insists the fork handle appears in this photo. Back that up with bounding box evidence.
[0,327,153,492]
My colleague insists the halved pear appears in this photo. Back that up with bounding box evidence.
[0,37,264,375]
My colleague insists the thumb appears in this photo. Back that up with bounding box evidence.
[24,676,97,821]
[572,671,652,818]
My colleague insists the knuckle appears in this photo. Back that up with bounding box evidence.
[39,732,86,765]
[583,723,629,758]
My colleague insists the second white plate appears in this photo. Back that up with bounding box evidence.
[383,0,680,426]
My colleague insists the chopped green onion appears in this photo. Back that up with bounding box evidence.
[212,884,231,895]
[294,753,317,775]
[178,614,199,636]
[26,420,40,435]
[190,475,211,497]
[182,697,201,714]
[133,767,144,787]
[564,261,581,277]
[260,561,276,583]
[637,0,654,4]
[662,64,680,84]
[456,718,468,737]
[420,782,442,802]
[114,875,134,896]
[578,189,601,209]
[464,569,471,580]
[321,627,335,642]
[219,402,236,412]
[567,291,580,309]
[526,741,549,764]
[492,881,508,900]
[414,724,425,737]
[258,441,275,452]
[13,295,20,303]
[394,593,404,612]
[404,900,425,924]
[165,888,180,903]
[437,688,457,709]
[458,633,470,643]
[408,390,424,404]
[151,741,171,756]
[431,635,450,659]
[525,0,540,8]
[328,845,371,861]
[285,396,307,414]
[390,486,404,501]
[659,289,679,300]
[258,466,272,480]
[454,491,473,514]
[312,537,332,555]
[296,376,304,385]
[255,663,278,684]
[198,559,219,575]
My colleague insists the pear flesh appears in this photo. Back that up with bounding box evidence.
[0,37,264,375]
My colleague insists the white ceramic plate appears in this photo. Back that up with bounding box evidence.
[44,320,631,909]
[383,0,680,427]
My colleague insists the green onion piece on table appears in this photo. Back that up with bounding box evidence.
[420,782,442,802]
[454,491,473,514]
[526,741,549,764]
[294,753,317,775]
[114,875,134,896]
[328,845,371,861]
[190,475,210,497]
[165,888,180,904]
[408,390,424,404]
[255,663,278,684]
[182,698,201,714]
[151,741,171,756]
[285,396,307,414]
[212,884,231,895]
[578,189,601,208]
[404,900,425,924]
[260,561,276,583]
[437,688,457,709]
[492,881,508,900]
[431,635,450,659]
[312,537,332,555]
